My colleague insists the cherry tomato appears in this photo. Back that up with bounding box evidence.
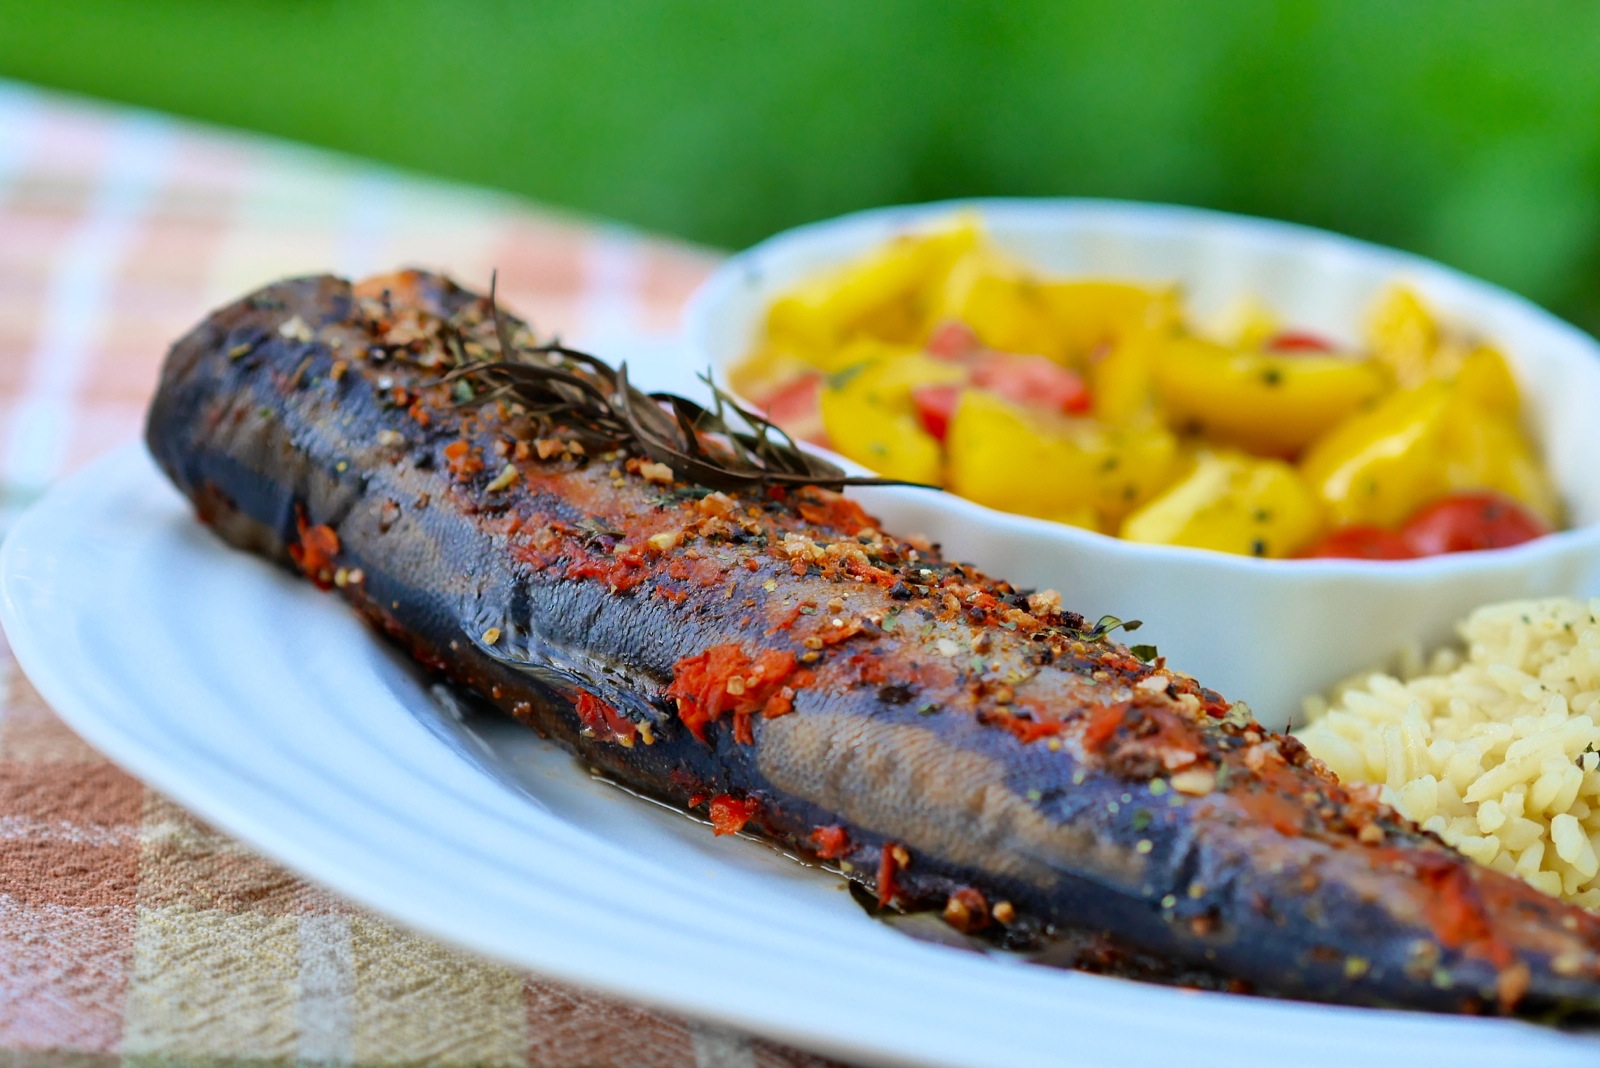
[1400,492,1551,556]
[1299,525,1417,560]
[972,353,1092,414]
[1265,330,1336,353]
[911,383,962,443]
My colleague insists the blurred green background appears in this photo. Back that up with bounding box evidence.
[4,1,1599,330]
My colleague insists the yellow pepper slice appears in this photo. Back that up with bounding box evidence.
[728,341,815,399]
[933,258,1176,365]
[1301,374,1559,529]
[1439,400,1561,526]
[817,350,966,484]
[1120,452,1324,558]
[1153,337,1389,456]
[1090,329,1163,424]
[820,401,941,485]
[946,390,1179,526]
[1034,281,1179,363]
[1367,285,1440,389]
[766,223,979,353]
[1367,286,1523,416]
[934,252,1060,358]
[1453,344,1520,418]
[1223,296,1283,350]
[825,344,968,399]
[1299,383,1453,527]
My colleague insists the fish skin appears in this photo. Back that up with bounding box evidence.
[145,269,1600,1019]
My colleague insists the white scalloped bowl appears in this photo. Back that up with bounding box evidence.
[684,199,1600,727]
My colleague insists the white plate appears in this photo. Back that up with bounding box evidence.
[4,444,1599,1068]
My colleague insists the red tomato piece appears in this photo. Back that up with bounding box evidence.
[1299,526,1416,560]
[925,320,981,360]
[1265,330,1336,353]
[911,384,962,443]
[708,794,758,837]
[757,373,821,427]
[972,353,1091,414]
[809,824,851,860]
[1400,492,1551,556]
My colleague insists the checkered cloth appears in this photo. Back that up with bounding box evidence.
[0,81,849,1068]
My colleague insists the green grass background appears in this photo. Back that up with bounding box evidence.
[4,2,1599,329]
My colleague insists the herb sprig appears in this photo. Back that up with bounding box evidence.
[436,275,934,495]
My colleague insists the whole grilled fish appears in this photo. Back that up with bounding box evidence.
[145,269,1600,1019]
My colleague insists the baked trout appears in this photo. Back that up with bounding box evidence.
[145,269,1600,1019]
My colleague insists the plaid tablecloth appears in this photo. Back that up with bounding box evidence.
[0,81,850,1068]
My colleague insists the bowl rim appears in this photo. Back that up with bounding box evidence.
[683,195,1600,583]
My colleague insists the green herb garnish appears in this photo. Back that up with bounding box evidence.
[1083,615,1143,641]
[436,274,931,494]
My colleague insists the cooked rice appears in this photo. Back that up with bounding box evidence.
[1296,597,1600,910]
